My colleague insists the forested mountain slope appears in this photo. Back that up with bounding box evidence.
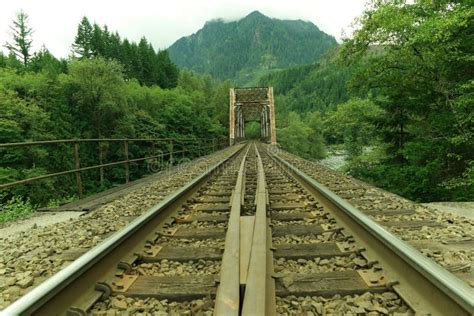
[259,53,354,114]
[168,11,337,84]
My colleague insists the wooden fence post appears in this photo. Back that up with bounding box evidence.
[169,140,174,168]
[124,140,129,183]
[99,142,104,187]
[182,141,185,160]
[73,141,83,198]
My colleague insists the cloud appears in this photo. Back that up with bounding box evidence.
[0,0,367,58]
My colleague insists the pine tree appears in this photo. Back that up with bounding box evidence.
[120,39,133,78]
[157,50,179,88]
[71,17,93,58]
[128,42,141,80]
[0,52,7,68]
[90,23,105,57]
[4,10,34,66]
[107,32,122,61]
[137,37,154,86]
[29,45,65,74]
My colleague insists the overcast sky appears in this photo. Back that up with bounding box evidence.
[0,0,368,58]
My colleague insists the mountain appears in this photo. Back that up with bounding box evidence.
[168,11,338,84]
[258,53,354,114]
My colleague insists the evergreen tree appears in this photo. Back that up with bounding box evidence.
[137,37,154,86]
[28,45,65,74]
[0,52,7,68]
[90,23,105,57]
[4,10,34,66]
[108,32,122,60]
[71,17,93,58]
[158,50,179,88]
[120,38,134,78]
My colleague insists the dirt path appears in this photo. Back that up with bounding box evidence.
[422,202,474,220]
[0,211,85,238]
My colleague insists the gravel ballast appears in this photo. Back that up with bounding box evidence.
[276,292,413,315]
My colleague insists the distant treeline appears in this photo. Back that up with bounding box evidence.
[72,17,178,88]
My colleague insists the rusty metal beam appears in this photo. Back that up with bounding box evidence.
[235,100,269,104]
[229,88,235,145]
[0,140,224,191]
[73,141,83,198]
[0,138,200,148]
[268,87,277,145]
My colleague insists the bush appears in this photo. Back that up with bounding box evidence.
[0,195,36,223]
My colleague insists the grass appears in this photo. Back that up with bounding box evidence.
[47,195,76,208]
[0,195,36,223]
[0,194,78,223]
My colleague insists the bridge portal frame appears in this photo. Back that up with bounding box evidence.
[229,87,276,145]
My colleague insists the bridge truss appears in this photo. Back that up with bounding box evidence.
[229,87,276,145]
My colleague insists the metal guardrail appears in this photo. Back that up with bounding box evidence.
[0,137,227,198]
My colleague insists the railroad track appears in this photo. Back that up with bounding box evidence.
[1,142,472,315]
[277,150,474,285]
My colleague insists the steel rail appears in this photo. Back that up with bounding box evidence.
[270,149,474,316]
[241,144,275,315]
[214,145,250,315]
[0,144,246,316]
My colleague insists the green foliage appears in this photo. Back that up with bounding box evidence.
[245,122,261,139]
[168,11,337,82]
[278,112,326,160]
[0,195,36,223]
[340,0,474,201]
[255,1,472,202]
[0,56,229,206]
[0,81,51,142]
[1,4,470,212]
[0,13,227,215]
[47,195,76,208]
[0,52,27,70]
[259,51,355,114]
[323,98,382,156]
[28,47,67,74]
[63,57,128,138]
[258,49,356,162]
